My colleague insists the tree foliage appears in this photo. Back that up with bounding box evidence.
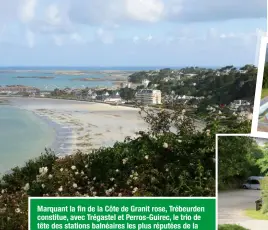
[263,63,268,89]
[218,136,264,190]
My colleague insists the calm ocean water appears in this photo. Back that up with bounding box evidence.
[0,70,112,90]
[0,66,220,90]
[0,105,55,173]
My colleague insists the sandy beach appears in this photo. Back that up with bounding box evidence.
[5,97,148,157]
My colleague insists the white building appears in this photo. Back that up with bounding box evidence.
[135,89,161,105]
[142,79,150,88]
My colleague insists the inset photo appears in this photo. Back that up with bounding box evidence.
[217,134,268,230]
[252,37,268,136]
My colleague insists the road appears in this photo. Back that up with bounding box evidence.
[218,190,268,230]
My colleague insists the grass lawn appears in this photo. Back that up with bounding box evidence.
[244,209,268,220]
[261,88,268,99]
[218,224,248,230]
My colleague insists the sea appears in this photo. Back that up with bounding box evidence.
[0,105,55,173]
[0,66,219,90]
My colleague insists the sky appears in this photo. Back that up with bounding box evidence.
[0,0,266,67]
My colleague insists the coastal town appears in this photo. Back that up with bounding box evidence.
[0,65,256,119]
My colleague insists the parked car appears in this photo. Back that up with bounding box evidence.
[242,176,264,190]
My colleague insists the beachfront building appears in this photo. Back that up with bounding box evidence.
[104,92,123,104]
[135,89,161,105]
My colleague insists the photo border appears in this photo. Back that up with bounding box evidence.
[251,36,268,137]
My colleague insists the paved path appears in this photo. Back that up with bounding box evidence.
[218,190,268,230]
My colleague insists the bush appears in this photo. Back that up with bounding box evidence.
[261,177,268,214]
[218,224,249,230]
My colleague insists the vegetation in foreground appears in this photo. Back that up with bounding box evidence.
[0,104,251,229]
[218,224,249,230]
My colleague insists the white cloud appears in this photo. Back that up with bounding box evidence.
[125,0,164,22]
[18,0,37,23]
[96,28,114,44]
[70,33,85,43]
[45,4,62,25]
[165,0,266,22]
[68,0,165,26]
[25,29,35,48]
[67,0,265,27]
[145,35,153,41]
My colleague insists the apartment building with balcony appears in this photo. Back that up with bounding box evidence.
[135,89,161,105]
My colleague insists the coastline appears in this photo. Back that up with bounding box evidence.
[3,97,147,160]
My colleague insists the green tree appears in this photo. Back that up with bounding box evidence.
[218,136,262,190]
[263,63,268,88]
[119,87,135,102]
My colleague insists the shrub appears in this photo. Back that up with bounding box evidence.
[0,103,250,229]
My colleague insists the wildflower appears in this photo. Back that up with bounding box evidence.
[115,169,120,173]
[122,158,128,165]
[15,208,21,213]
[73,183,78,188]
[1,189,5,194]
[60,168,64,172]
[81,171,84,175]
[41,184,45,189]
[178,140,182,143]
[58,186,63,192]
[92,192,97,196]
[93,177,96,181]
[166,168,169,172]
[163,142,168,148]
[133,177,138,181]
[23,183,30,191]
[218,111,222,114]
[75,171,79,175]
[132,187,138,194]
[114,184,117,187]
[118,193,122,197]
[48,174,53,179]
[71,165,76,170]
[39,167,48,175]
[182,109,186,114]
[206,130,210,136]
[144,155,149,160]
[130,175,133,178]
[105,188,113,195]
[85,165,88,168]
[110,178,115,182]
